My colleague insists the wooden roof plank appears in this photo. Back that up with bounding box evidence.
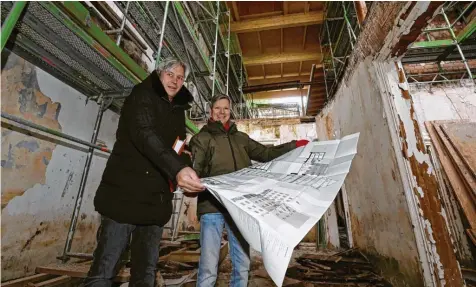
[231,11,324,33]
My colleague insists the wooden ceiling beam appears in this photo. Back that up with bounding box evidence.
[250,89,309,100]
[230,11,324,33]
[243,51,321,66]
[241,11,282,20]
[232,2,240,21]
[302,26,308,49]
[247,75,321,86]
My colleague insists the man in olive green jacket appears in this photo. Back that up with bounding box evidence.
[189,94,309,287]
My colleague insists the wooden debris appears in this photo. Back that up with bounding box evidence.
[2,274,55,287]
[287,250,390,286]
[26,275,70,287]
[36,262,130,282]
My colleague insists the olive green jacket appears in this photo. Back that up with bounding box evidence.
[189,120,296,217]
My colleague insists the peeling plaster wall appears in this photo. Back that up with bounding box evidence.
[410,81,476,266]
[411,82,476,131]
[1,51,119,281]
[315,59,424,287]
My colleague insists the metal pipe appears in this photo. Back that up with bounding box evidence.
[116,1,130,45]
[171,4,208,117]
[138,2,162,32]
[325,20,337,94]
[171,195,184,241]
[194,1,215,19]
[305,64,317,115]
[226,10,231,96]
[422,27,450,33]
[1,112,110,153]
[318,29,330,100]
[61,97,107,262]
[342,2,357,44]
[211,1,220,99]
[155,1,170,69]
[451,2,474,27]
[409,78,469,84]
[442,7,474,81]
[84,1,113,29]
[1,1,27,52]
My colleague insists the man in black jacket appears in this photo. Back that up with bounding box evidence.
[85,58,205,287]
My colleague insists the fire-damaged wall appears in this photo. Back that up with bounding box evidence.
[314,1,464,287]
[316,59,424,286]
[1,51,119,281]
[410,81,476,267]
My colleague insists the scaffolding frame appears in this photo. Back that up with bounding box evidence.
[405,2,475,86]
[0,0,243,262]
[319,1,362,101]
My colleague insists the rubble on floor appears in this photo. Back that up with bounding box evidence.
[4,239,393,287]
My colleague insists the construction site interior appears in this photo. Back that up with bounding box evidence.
[1,1,476,287]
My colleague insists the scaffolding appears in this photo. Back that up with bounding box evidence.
[403,1,476,85]
[0,0,249,263]
[319,1,364,101]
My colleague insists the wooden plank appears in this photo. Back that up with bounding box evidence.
[440,122,476,178]
[231,11,324,33]
[426,121,476,229]
[467,229,476,246]
[243,52,321,66]
[159,242,228,264]
[240,11,282,20]
[2,274,55,287]
[36,263,130,283]
[27,275,70,287]
[436,123,476,201]
[250,89,309,100]
[231,2,240,21]
[248,75,313,85]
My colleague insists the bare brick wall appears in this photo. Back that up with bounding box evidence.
[403,59,476,81]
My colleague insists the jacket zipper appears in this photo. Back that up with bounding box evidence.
[226,132,238,171]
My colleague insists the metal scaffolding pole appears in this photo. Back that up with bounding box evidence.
[211,1,220,99]
[342,2,356,48]
[441,7,474,81]
[226,10,231,98]
[319,30,330,100]
[171,4,208,117]
[325,21,338,94]
[155,1,170,69]
[116,1,130,45]
[1,1,27,52]
[61,96,107,262]
[1,112,110,153]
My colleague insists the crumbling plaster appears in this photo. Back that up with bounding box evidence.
[1,51,119,281]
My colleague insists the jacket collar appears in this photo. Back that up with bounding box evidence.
[203,119,237,135]
[142,71,193,109]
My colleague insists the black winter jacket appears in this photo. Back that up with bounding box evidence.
[94,71,193,226]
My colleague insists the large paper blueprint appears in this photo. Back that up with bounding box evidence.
[201,133,360,286]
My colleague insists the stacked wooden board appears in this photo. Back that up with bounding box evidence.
[426,120,476,245]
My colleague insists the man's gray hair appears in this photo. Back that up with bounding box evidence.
[210,93,232,108]
[156,57,190,79]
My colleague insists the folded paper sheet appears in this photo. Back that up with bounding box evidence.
[202,133,360,286]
